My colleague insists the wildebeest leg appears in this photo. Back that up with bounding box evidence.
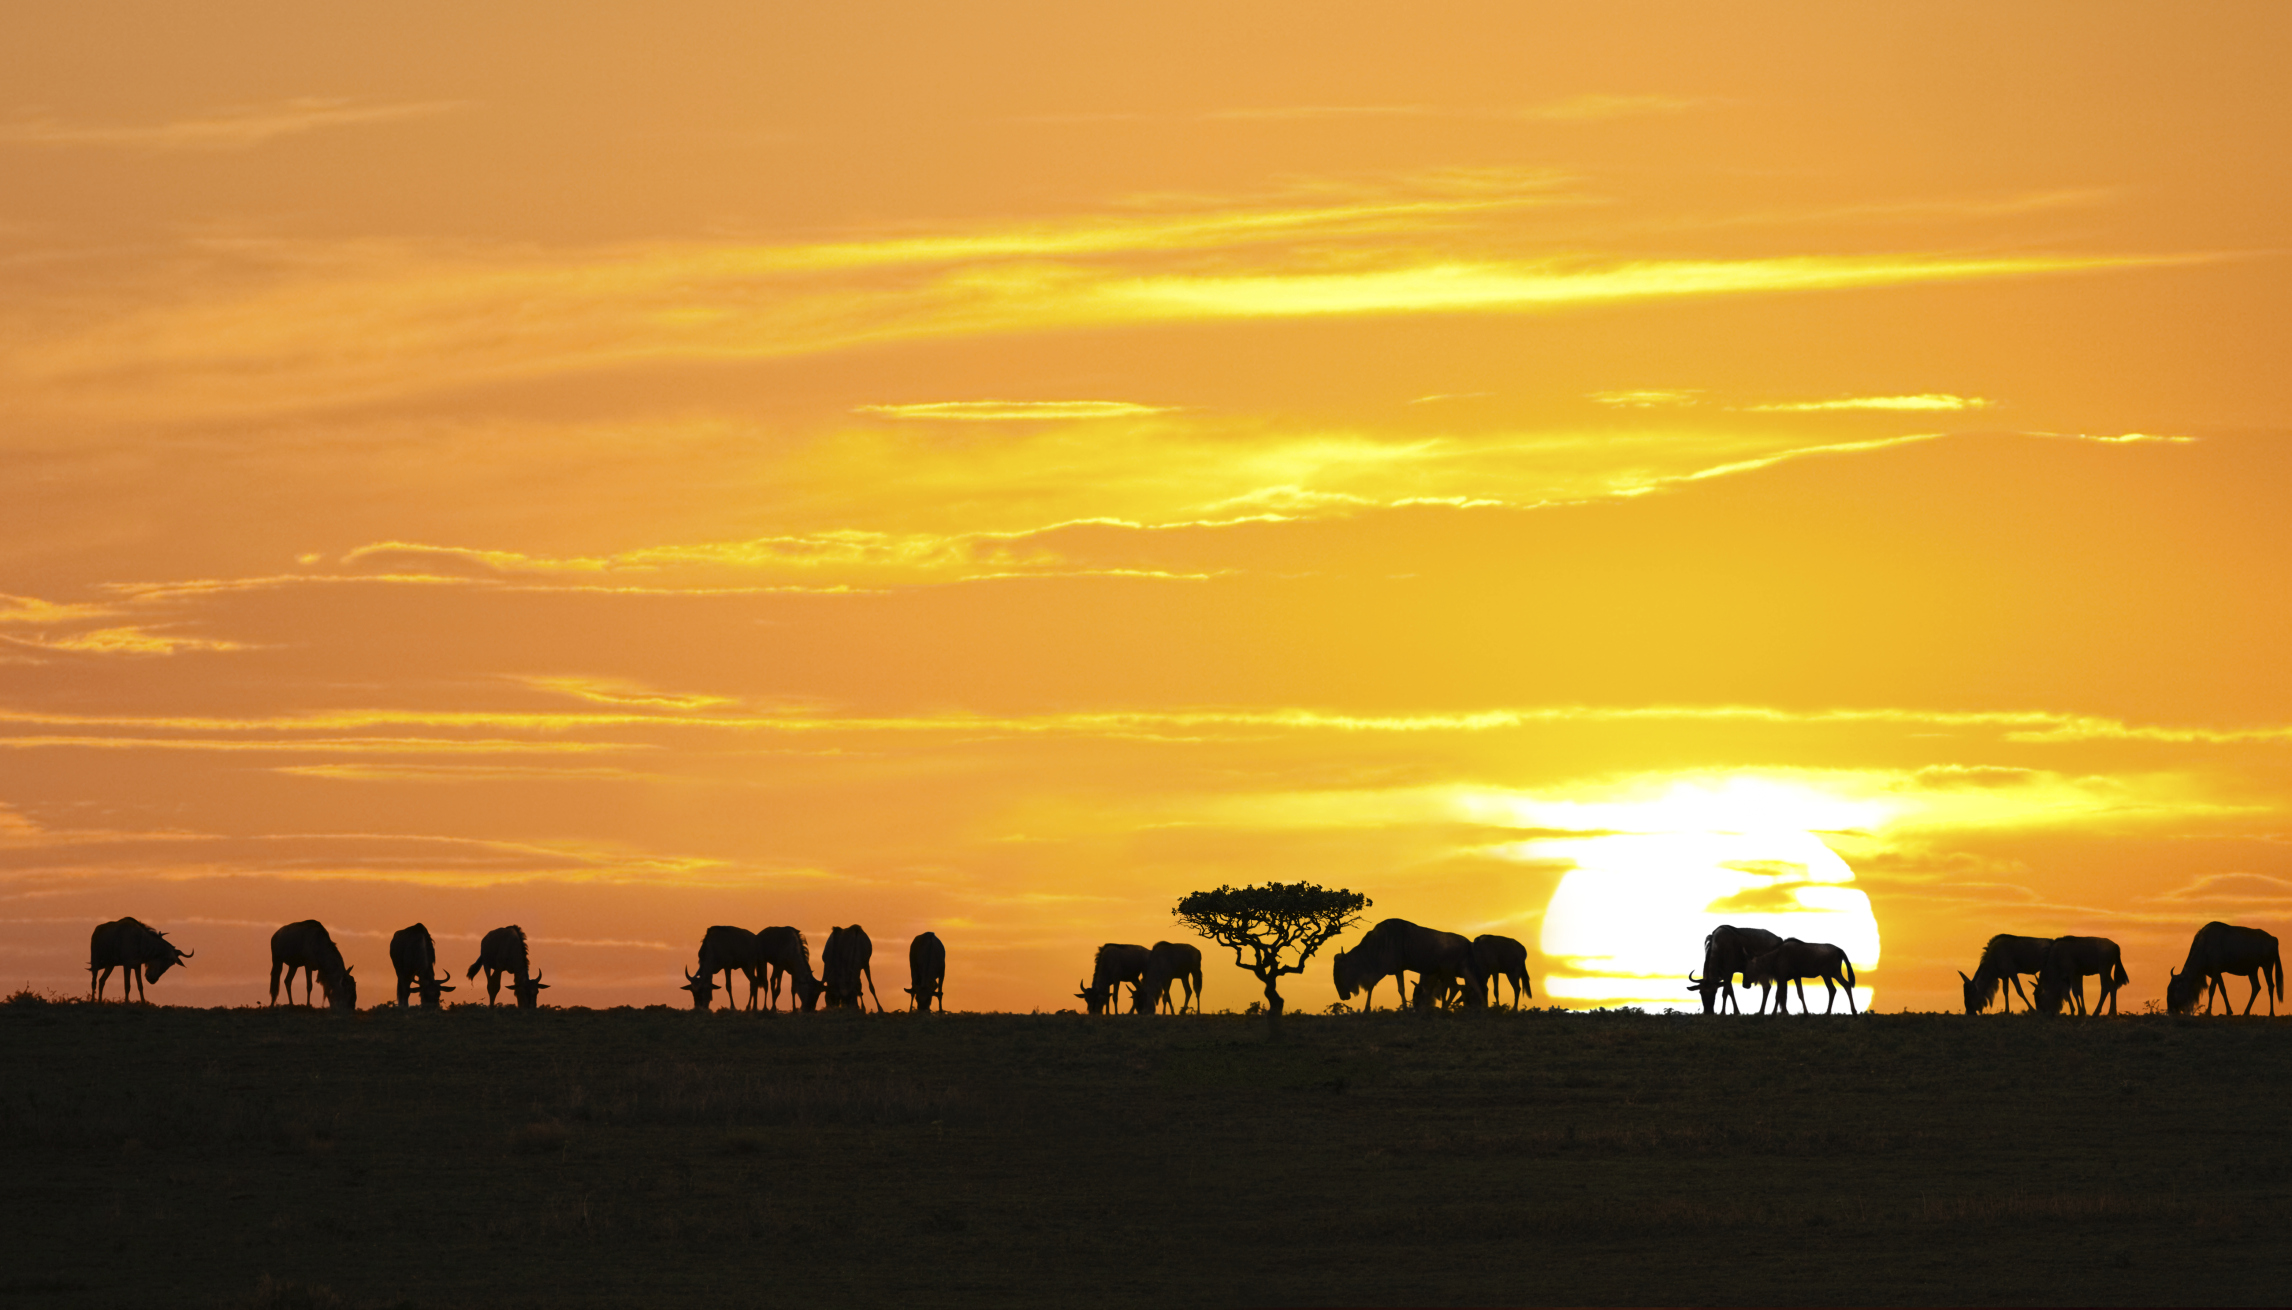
[1793,978,1811,1014]
[1843,971,1859,1015]
[2244,972,2262,1016]
[130,965,146,1003]
[269,958,283,1006]
[2007,974,2033,1012]
[1821,976,1837,1014]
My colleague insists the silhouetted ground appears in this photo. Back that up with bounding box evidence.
[2,998,2288,1308]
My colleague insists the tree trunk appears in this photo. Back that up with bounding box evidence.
[1260,973,1284,1017]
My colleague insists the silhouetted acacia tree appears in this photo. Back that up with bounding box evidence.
[1173,882,1369,1017]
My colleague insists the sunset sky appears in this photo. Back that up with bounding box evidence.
[5,3,2290,1012]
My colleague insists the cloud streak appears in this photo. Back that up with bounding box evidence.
[0,98,466,151]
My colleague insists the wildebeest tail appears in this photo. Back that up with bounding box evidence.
[1843,957,1857,988]
[2112,960,2129,987]
[466,958,482,981]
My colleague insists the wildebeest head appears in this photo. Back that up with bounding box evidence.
[1332,948,1362,1002]
[2164,967,2203,1016]
[512,970,551,1009]
[1074,978,1112,1015]
[1686,971,1718,1015]
[789,971,826,1012]
[1740,951,1779,990]
[143,935,192,984]
[1960,969,1994,1015]
[416,971,455,1008]
[326,966,357,1012]
[681,967,716,1010]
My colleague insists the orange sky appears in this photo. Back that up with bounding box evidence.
[5,2,2289,1012]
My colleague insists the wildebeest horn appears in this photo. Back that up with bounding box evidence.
[180,948,194,959]
[684,967,698,983]
[531,972,549,988]
[1958,970,1970,983]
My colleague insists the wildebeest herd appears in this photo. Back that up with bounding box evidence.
[77,913,2286,1018]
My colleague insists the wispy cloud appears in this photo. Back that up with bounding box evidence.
[854,400,1177,421]
[1589,389,1699,408]
[1,153,2208,424]
[0,98,467,152]
[35,626,247,655]
[1074,95,1701,126]
[1744,393,1991,413]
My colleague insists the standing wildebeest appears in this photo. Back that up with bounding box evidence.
[1959,933,2053,1014]
[388,924,456,1008]
[1685,924,1782,1015]
[87,917,191,1003]
[1076,942,1153,1015]
[2033,936,2129,1016]
[467,925,549,1008]
[2166,922,2281,1016]
[906,930,947,1012]
[756,925,826,1011]
[680,925,764,1011]
[270,920,356,1011]
[1132,941,1205,1014]
[822,924,884,1011]
[1470,934,1532,1009]
[1334,919,1480,1013]
[1741,939,1858,1015]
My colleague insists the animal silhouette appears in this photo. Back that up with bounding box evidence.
[270,920,356,1011]
[1470,934,1532,1009]
[468,925,547,1008]
[2166,922,2281,1016]
[388,924,456,1008]
[822,925,883,1011]
[681,925,762,1011]
[1959,934,2052,1014]
[757,926,826,1011]
[1334,919,1479,1012]
[2032,936,2128,1016]
[1687,925,1782,1014]
[1133,941,1204,1014]
[1077,942,1151,1014]
[87,917,191,1002]
[1741,939,1857,1014]
[906,930,947,1012]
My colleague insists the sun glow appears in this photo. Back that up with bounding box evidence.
[1471,777,1885,1010]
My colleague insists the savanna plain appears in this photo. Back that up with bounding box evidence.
[3,1000,2288,1308]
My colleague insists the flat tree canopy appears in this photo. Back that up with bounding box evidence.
[1173,882,1368,1016]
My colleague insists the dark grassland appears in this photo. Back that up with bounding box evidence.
[3,1001,2289,1308]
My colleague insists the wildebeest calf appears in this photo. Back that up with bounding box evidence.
[1470,934,1532,1009]
[1741,939,1858,1015]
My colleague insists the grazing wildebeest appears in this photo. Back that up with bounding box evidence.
[1334,919,1480,1013]
[467,925,548,1008]
[388,923,456,1008]
[1470,934,1532,1009]
[680,925,764,1011]
[270,920,356,1011]
[1132,941,1205,1014]
[1076,942,1153,1015]
[1741,939,1858,1015]
[87,917,191,1003]
[1959,933,2053,1014]
[755,925,825,1011]
[906,930,947,1013]
[1686,924,1783,1015]
[2033,936,2129,1016]
[822,925,883,1011]
[2166,922,2281,1016]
